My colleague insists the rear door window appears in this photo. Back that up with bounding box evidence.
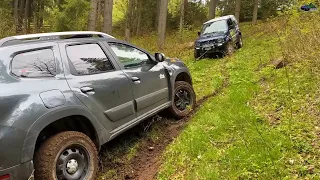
[66,44,114,75]
[11,49,56,78]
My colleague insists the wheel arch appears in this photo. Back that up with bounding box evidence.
[169,69,193,100]
[174,71,192,85]
[21,106,107,164]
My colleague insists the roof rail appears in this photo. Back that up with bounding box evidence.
[0,31,115,47]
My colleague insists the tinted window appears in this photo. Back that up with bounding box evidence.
[108,43,149,69]
[12,49,56,78]
[227,19,235,29]
[201,20,228,35]
[67,44,114,75]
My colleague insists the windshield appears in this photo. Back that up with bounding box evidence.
[201,20,228,35]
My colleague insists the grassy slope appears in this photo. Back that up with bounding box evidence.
[157,12,320,179]
[98,12,320,179]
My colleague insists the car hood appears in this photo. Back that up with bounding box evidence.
[196,32,227,43]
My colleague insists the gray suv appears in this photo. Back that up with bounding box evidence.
[0,31,196,180]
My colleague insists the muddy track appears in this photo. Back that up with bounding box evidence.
[99,60,230,180]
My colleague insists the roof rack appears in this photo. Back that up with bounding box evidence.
[204,15,234,24]
[0,31,115,47]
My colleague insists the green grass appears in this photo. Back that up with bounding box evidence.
[158,13,320,179]
[130,31,228,99]
[98,12,320,179]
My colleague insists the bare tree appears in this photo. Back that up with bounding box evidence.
[158,0,168,50]
[14,0,19,33]
[24,0,30,33]
[96,0,102,31]
[209,0,218,19]
[136,0,142,36]
[17,0,25,33]
[235,0,241,22]
[252,0,259,24]
[125,0,134,41]
[88,0,98,31]
[103,0,113,34]
[155,0,161,27]
[179,0,185,34]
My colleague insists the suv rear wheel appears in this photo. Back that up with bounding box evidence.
[34,131,98,180]
[169,81,196,119]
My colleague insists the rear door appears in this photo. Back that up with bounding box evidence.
[59,41,135,130]
[105,41,170,117]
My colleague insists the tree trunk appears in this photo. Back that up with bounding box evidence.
[125,0,134,40]
[39,0,44,30]
[103,0,113,34]
[157,0,168,50]
[155,0,161,27]
[96,0,101,31]
[136,1,142,36]
[35,0,40,32]
[24,0,30,33]
[14,0,19,33]
[179,0,185,34]
[88,0,98,31]
[125,28,130,42]
[209,0,217,19]
[17,0,25,33]
[235,0,241,22]
[252,0,259,24]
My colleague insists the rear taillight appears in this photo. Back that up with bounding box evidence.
[0,174,10,180]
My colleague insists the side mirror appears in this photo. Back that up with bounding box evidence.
[198,32,201,36]
[155,53,166,62]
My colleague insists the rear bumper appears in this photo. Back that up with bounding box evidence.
[0,161,33,180]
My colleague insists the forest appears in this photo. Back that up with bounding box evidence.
[0,0,320,179]
[1,0,294,49]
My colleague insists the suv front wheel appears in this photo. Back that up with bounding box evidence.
[34,131,98,180]
[169,81,196,119]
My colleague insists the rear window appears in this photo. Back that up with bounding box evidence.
[11,49,56,78]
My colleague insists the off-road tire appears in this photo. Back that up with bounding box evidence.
[169,81,196,119]
[237,36,243,49]
[34,131,98,180]
[194,49,201,59]
[224,42,235,56]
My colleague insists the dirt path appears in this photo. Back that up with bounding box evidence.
[99,60,230,180]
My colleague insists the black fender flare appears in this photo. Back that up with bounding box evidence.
[169,68,193,99]
[20,105,107,163]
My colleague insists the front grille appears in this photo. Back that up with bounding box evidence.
[200,39,217,46]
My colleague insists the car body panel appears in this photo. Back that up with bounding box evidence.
[0,34,194,178]
[194,15,242,56]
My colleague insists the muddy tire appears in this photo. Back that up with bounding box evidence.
[169,81,196,119]
[194,49,201,59]
[224,41,235,56]
[237,36,243,49]
[34,131,98,180]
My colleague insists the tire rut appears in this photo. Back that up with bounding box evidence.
[99,59,230,180]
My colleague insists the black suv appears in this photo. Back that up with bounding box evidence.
[0,31,196,180]
[194,15,243,59]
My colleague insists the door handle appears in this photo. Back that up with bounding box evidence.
[131,77,141,84]
[80,87,94,93]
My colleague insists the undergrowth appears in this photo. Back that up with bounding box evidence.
[158,11,320,179]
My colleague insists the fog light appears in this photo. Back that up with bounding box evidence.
[0,174,10,180]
